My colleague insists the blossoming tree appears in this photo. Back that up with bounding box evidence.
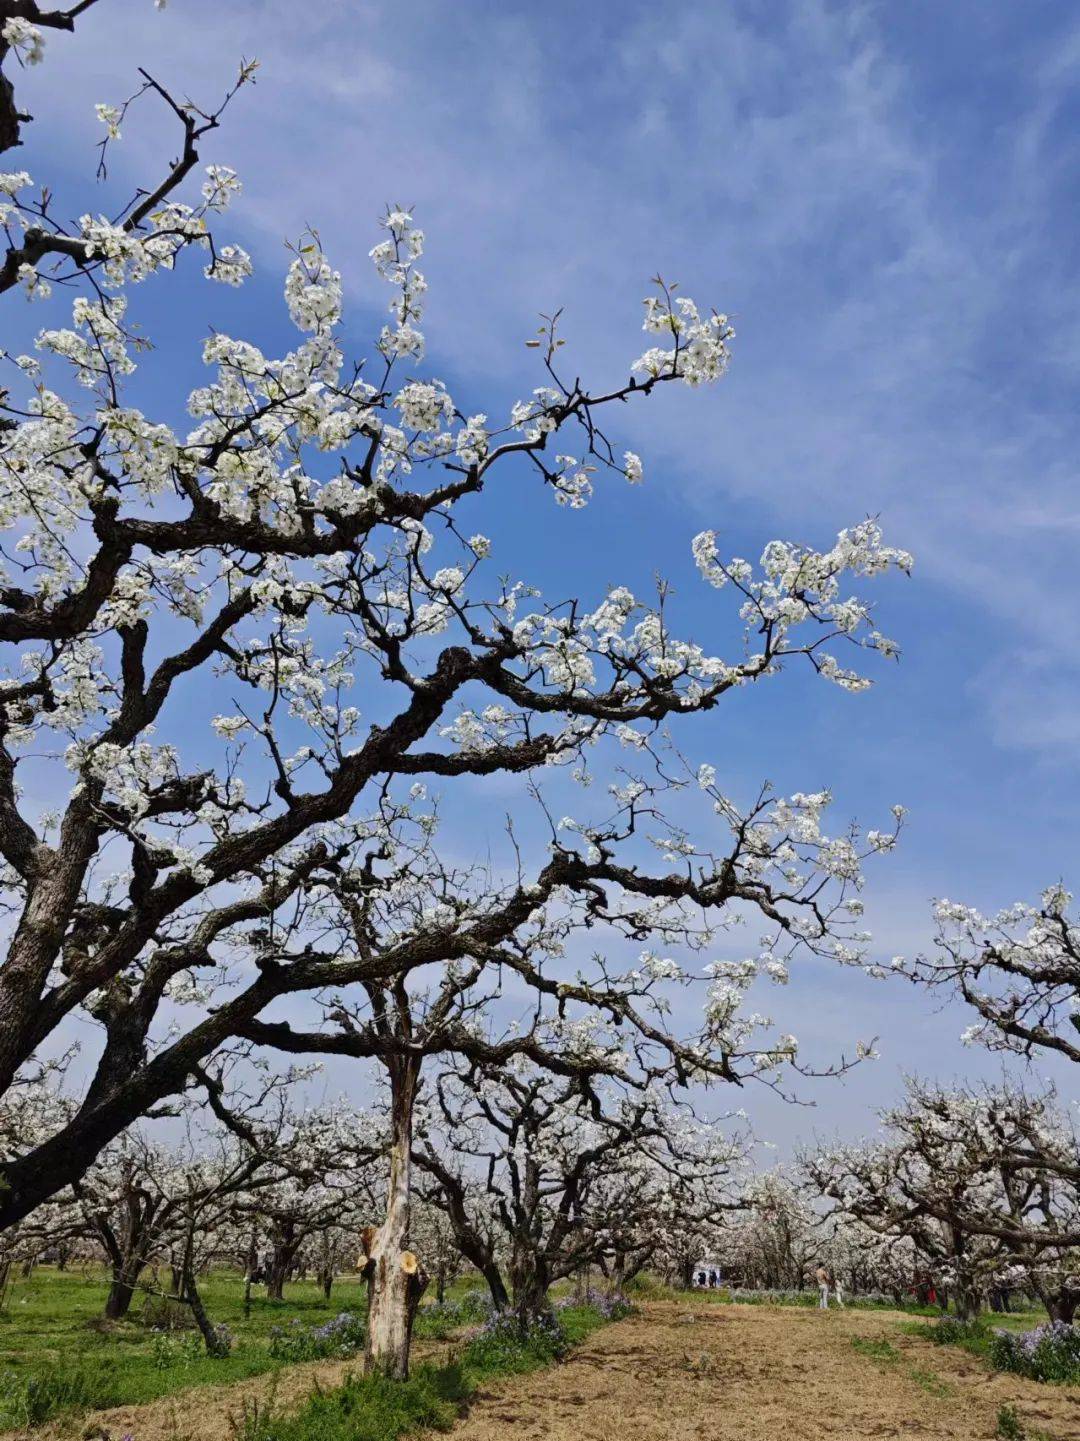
[805,1079,1080,1321]
[0,0,912,1382]
[903,887,1080,1066]
[413,1057,745,1326]
[1,0,256,295]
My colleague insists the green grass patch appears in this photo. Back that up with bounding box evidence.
[229,1303,625,1441]
[0,1268,626,1433]
[904,1313,1043,1352]
[909,1365,951,1398]
[902,1312,1080,1388]
[231,1366,470,1441]
[0,1266,368,1428]
[851,1330,952,1398]
[851,1336,900,1363]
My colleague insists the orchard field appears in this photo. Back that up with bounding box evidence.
[1,1269,1077,1441]
[1,6,1079,1441]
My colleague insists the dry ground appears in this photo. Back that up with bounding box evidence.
[9,1303,1080,1441]
[450,1302,1080,1441]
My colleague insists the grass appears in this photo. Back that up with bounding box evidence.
[850,1331,952,1399]
[899,1309,1080,1392]
[0,1268,332,1428]
[231,1365,472,1441]
[624,1275,942,1315]
[901,1309,1045,1363]
[909,1365,952,1398]
[0,1266,372,1428]
[851,1336,900,1362]
[230,1303,616,1441]
[0,1267,618,1431]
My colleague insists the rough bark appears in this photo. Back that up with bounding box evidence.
[182,1258,228,1357]
[483,1260,510,1312]
[361,1057,428,1379]
[265,1222,299,1301]
[318,1231,334,1300]
[1043,1290,1078,1324]
[103,1262,143,1320]
[511,1264,550,1331]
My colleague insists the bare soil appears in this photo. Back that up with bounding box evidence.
[449,1302,1080,1441]
[10,1303,1080,1441]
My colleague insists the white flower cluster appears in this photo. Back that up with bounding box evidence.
[95,103,123,141]
[284,245,342,332]
[551,455,597,509]
[38,295,135,389]
[394,379,453,433]
[510,385,562,442]
[369,208,427,360]
[633,293,734,386]
[2,16,45,65]
[693,520,911,690]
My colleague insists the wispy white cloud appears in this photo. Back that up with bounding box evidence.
[22,2,1080,782]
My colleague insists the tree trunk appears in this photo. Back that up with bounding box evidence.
[623,1247,651,1291]
[104,1255,145,1320]
[681,1252,694,1291]
[242,1226,258,1318]
[318,1231,334,1300]
[482,1260,510,1311]
[104,1275,135,1320]
[510,1225,551,1330]
[182,1257,229,1357]
[609,1252,626,1299]
[362,1056,427,1380]
[265,1230,296,1302]
[1046,1292,1078,1324]
[512,1264,550,1331]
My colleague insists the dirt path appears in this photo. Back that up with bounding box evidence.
[449,1302,1080,1441]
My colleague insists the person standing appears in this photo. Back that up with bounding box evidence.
[816,1264,830,1309]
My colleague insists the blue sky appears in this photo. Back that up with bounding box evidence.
[10,0,1080,1148]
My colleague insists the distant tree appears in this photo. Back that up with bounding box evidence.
[71,1072,321,1322]
[408,1200,462,1306]
[414,1058,743,1327]
[805,1078,1080,1321]
[712,1170,820,1292]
